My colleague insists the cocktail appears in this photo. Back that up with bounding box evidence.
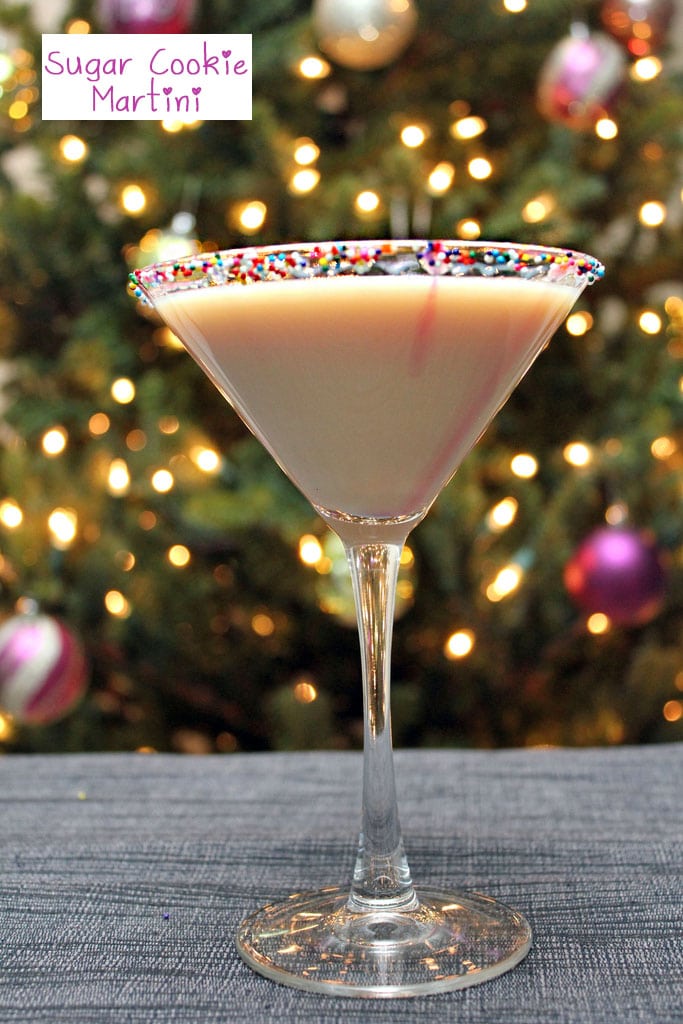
[131,240,603,998]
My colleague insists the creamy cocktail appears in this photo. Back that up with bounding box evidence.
[155,273,575,521]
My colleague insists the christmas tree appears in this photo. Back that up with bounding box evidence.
[0,0,682,753]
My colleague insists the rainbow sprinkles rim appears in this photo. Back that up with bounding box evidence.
[130,239,605,305]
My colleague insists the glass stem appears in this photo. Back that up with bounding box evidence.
[344,540,418,913]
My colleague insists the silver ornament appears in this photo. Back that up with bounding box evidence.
[313,0,418,71]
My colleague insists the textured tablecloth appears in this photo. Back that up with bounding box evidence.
[0,745,681,1023]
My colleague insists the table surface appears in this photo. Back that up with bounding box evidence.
[1,745,681,1024]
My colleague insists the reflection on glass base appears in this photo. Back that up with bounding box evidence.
[236,886,531,998]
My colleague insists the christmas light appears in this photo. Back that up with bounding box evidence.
[450,115,487,140]
[89,413,110,436]
[522,194,555,223]
[66,18,90,33]
[158,416,180,434]
[605,502,628,525]
[595,118,618,140]
[587,612,610,634]
[126,429,147,451]
[161,119,184,133]
[59,134,88,162]
[151,469,174,493]
[467,157,493,181]
[105,590,131,617]
[400,546,414,567]
[487,497,518,531]
[299,534,323,565]
[191,446,221,473]
[168,544,191,567]
[13,49,33,70]
[456,219,481,240]
[631,56,662,81]
[9,100,28,120]
[0,711,15,741]
[642,141,664,162]
[161,117,200,132]
[400,124,427,148]
[237,200,267,231]
[0,54,13,82]
[212,731,236,753]
[510,453,538,478]
[111,378,136,404]
[639,200,666,227]
[663,700,683,722]
[427,162,455,194]
[563,442,593,467]
[444,629,475,659]
[297,56,331,79]
[41,426,68,456]
[156,326,184,349]
[290,169,320,194]
[293,678,318,703]
[650,436,676,460]
[48,508,77,549]
[639,310,662,334]
[108,458,130,495]
[486,564,523,601]
[252,612,275,637]
[120,184,147,215]
[0,499,23,529]
[566,311,594,336]
[137,229,161,254]
[355,189,380,212]
[293,138,320,165]
[603,438,623,457]
[116,551,136,571]
[503,0,527,11]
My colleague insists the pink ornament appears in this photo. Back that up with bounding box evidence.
[537,27,627,130]
[0,613,88,725]
[97,0,196,34]
[601,0,674,57]
[564,526,666,626]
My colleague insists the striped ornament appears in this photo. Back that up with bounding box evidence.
[0,613,88,725]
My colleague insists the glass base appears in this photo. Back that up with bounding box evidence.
[236,885,531,998]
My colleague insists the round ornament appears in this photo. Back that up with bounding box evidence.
[312,0,418,71]
[537,26,627,131]
[96,0,196,34]
[563,525,666,626]
[601,0,674,57]
[0,613,88,725]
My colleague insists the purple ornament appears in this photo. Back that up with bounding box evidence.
[564,525,667,626]
[0,613,88,725]
[97,0,196,34]
[537,26,627,130]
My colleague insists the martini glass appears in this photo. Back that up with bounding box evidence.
[131,240,603,998]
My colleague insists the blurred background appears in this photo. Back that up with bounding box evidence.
[0,0,683,754]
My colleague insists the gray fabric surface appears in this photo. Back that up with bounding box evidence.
[0,745,681,1023]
